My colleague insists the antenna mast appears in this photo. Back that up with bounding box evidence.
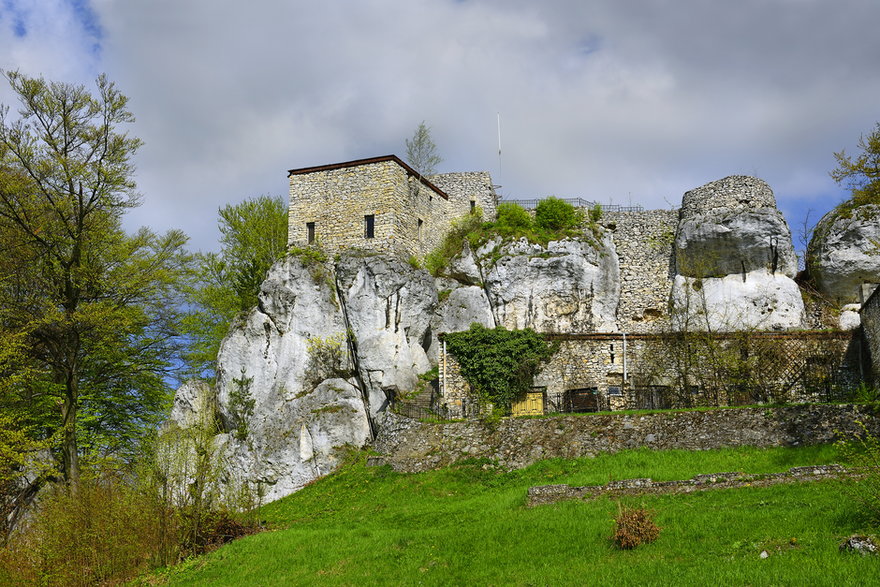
[496,112,503,187]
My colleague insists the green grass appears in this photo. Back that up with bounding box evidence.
[152,445,880,586]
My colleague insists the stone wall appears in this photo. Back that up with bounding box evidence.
[373,404,880,473]
[439,331,861,417]
[860,286,880,383]
[602,209,678,333]
[288,158,498,259]
[679,175,776,216]
[288,159,412,255]
[430,171,498,221]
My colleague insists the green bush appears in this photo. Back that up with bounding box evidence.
[444,324,557,411]
[0,476,163,586]
[836,422,880,524]
[424,208,483,276]
[535,196,584,231]
[495,202,533,233]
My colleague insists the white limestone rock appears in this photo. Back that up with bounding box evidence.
[168,379,216,429]
[479,236,620,333]
[169,255,373,504]
[445,240,483,285]
[839,303,862,331]
[434,285,495,333]
[220,378,370,503]
[808,204,880,304]
[670,269,806,331]
[215,255,350,426]
[335,255,438,413]
[676,177,797,279]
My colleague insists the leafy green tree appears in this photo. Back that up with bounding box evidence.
[405,121,443,176]
[182,195,287,378]
[831,121,880,207]
[0,71,191,486]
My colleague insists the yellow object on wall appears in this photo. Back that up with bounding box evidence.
[511,391,544,417]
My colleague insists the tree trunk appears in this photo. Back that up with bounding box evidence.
[61,372,80,489]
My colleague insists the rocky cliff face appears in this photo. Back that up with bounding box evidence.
[808,204,880,306]
[671,176,805,331]
[169,174,846,503]
[169,234,624,501]
[431,234,622,333]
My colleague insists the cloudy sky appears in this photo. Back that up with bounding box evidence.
[0,0,877,253]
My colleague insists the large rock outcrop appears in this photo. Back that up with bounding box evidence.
[168,253,440,502]
[808,204,880,305]
[335,254,438,414]
[476,235,620,333]
[201,256,370,502]
[671,176,805,331]
[432,235,621,333]
[168,176,835,503]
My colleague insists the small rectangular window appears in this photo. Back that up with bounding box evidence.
[470,200,476,212]
[306,222,315,244]
[417,218,423,239]
[364,214,375,239]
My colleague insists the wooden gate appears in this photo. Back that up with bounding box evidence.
[512,390,545,417]
[564,388,599,413]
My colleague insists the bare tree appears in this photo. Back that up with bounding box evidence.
[405,121,442,176]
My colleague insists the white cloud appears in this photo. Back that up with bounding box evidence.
[1,0,878,248]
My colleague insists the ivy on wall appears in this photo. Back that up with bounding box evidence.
[444,324,558,411]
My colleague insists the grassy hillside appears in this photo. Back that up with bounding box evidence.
[149,445,879,586]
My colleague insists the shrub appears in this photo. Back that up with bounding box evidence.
[229,368,256,441]
[535,196,584,231]
[424,208,483,276]
[836,422,880,524]
[611,505,661,550]
[444,324,557,411]
[495,202,533,233]
[304,333,352,390]
[0,476,163,586]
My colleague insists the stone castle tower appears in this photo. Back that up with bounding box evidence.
[287,155,498,258]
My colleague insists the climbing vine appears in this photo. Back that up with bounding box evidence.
[444,324,558,411]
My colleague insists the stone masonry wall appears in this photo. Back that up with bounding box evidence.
[860,286,880,384]
[680,175,776,216]
[440,331,860,416]
[288,159,410,255]
[430,172,499,221]
[288,162,498,259]
[602,209,678,333]
[374,404,880,472]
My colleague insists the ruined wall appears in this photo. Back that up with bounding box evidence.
[374,404,880,473]
[601,209,678,333]
[439,331,861,417]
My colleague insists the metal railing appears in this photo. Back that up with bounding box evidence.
[501,197,644,212]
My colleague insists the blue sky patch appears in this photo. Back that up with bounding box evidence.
[2,0,28,38]
[68,0,102,41]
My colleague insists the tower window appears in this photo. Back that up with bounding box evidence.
[470,200,476,212]
[364,214,375,238]
[306,222,315,244]
[418,218,423,239]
